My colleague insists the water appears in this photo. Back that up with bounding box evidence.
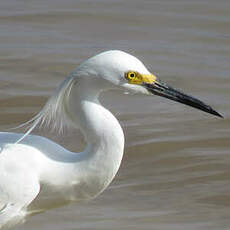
[0,0,230,229]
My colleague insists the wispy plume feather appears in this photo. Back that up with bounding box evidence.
[15,75,77,144]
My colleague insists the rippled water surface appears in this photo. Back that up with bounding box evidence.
[0,0,230,229]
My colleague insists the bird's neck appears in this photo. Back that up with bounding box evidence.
[68,82,124,190]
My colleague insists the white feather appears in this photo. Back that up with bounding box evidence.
[15,74,77,143]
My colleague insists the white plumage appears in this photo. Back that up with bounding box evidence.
[0,50,221,229]
[0,51,146,229]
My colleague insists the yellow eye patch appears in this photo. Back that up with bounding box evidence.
[125,71,157,85]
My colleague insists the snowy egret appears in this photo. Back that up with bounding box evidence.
[0,50,222,229]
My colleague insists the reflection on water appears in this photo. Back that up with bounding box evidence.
[0,0,230,229]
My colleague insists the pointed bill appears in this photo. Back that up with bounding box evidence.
[142,77,223,118]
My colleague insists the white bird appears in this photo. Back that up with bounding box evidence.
[0,50,222,229]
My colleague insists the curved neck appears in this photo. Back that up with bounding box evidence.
[68,80,124,160]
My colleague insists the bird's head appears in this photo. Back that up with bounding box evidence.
[75,50,222,118]
[17,50,222,143]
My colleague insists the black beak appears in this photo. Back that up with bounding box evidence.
[143,80,223,118]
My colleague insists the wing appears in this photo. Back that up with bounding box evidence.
[0,146,40,229]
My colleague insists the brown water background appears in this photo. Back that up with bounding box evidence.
[0,0,230,229]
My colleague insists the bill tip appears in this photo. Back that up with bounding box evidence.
[212,110,224,118]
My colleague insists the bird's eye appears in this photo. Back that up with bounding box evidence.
[129,73,135,78]
[126,71,136,80]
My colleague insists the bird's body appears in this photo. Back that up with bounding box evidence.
[0,50,221,229]
[0,83,124,228]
